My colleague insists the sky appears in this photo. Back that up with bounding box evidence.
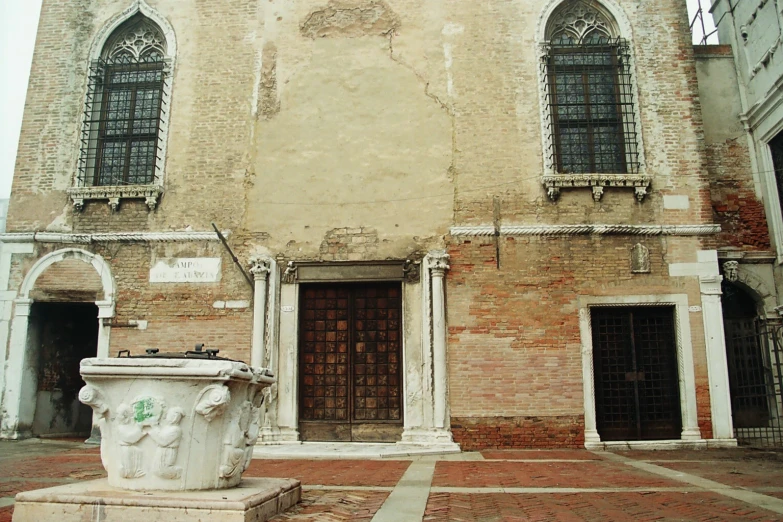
[0,0,717,202]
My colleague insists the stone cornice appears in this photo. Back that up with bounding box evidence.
[450,224,721,237]
[717,249,777,263]
[0,231,225,243]
[67,185,164,212]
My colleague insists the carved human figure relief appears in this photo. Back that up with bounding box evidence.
[261,382,278,429]
[243,393,264,471]
[631,243,650,273]
[78,385,110,470]
[148,407,185,480]
[282,261,298,283]
[195,384,231,422]
[219,402,251,480]
[115,404,147,478]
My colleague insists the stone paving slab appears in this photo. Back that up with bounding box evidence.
[431,461,681,488]
[423,492,783,521]
[255,442,460,459]
[654,460,783,490]
[617,449,783,462]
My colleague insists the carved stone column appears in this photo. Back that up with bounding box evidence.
[427,251,450,430]
[249,257,272,369]
[0,299,33,439]
[700,274,735,440]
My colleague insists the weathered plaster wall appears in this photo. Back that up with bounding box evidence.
[712,0,783,111]
[247,36,453,257]
[8,0,717,244]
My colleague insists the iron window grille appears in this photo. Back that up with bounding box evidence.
[543,37,639,175]
[77,55,169,187]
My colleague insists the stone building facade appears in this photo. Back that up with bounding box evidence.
[0,0,742,450]
[691,0,783,447]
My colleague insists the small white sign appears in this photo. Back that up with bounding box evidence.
[150,258,221,283]
[282,306,295,312]
[688,306,702,313]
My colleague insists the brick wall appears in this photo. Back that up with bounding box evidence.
[446,234,714,447]
[11,240,256,362]
[694,45,770,252]
[451,415,585,450]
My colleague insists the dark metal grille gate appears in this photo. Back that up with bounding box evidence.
[592,307,682,441]
[299,283,403,442]
[724,319,783,447]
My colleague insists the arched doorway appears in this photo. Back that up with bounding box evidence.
[0,249,115,440]
[721,280,783,446]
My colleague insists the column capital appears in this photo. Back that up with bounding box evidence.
[426,251,450,277]
[13,298,32,317]
[249,256,273,279]
[699,274,723,296]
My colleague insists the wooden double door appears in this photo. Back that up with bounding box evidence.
[299,283,403,442]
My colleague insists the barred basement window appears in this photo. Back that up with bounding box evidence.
[72,14,170,211]
[539,0,648,202]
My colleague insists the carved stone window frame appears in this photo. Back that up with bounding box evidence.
[69,0,176,213]
[536,0,648,203]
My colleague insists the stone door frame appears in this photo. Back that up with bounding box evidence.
[578,293,703,449]
[258,254,457,446]
[0,248,116,439]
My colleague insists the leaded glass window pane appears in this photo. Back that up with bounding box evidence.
[545,39,638,174]
[94,57,165,186]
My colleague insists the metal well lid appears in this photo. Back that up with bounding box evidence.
[117,343,239,362]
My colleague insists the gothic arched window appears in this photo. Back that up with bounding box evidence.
[543,1,639,177]
[79,15,169,188]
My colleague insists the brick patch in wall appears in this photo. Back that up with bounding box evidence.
[451,415,585,450]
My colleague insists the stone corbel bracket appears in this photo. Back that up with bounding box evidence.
[543,174,652,202]
[68,185,164,212]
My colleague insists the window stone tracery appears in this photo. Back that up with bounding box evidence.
[547,1,614,44]
[105,19,166,60]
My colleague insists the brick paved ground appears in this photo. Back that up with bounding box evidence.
[423,492,781,521]
[2,441,783,521]
[245,459,410,487]
[431,460,679,488]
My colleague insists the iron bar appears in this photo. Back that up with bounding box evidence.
[542,38,639,175]
[211,222,254,289]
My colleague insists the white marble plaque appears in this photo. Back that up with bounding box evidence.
[150,258,221,283]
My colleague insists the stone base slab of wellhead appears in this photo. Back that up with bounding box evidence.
[12,477,301,522]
